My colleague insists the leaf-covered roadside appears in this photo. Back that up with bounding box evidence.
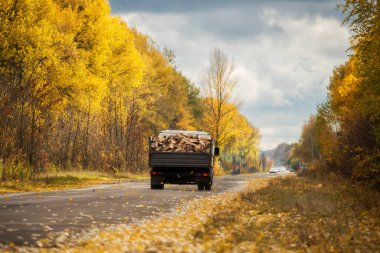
[5,175,380,252]
[202,176,380,252]
[0,171,148,194]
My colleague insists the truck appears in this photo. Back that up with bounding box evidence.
[148,130,219,191]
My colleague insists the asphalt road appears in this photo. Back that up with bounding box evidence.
[0,172,285,246]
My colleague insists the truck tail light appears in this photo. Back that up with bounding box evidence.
[151,171,163,175]
[196,172,209,177]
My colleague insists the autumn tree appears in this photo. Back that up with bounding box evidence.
[292,0,380,188]
[299,115,319,163]
[0,0,205,179]
[201,49,238,147]
[0,0,84,171]
[222,112,260,170]
[200,49,260,173]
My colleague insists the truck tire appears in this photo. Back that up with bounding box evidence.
[151,184,164,190]
[197,184,205,191]
[205,184,211,191]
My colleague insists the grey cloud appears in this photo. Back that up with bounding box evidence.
[114,1,344,44]
[110,0,338,16]
[187,9,266,42]
[110,0,263,14]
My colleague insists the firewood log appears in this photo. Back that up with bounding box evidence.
[151,134,211,153]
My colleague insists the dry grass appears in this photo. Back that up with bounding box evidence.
[0,171,148,194]
[205,175,380,252]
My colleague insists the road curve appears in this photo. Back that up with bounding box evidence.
[0,172,286,246]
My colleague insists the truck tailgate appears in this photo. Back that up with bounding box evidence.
[149,152,211,167]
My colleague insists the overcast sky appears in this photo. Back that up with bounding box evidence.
[109,0,350,150]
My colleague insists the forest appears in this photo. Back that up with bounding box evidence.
[288,0,380,189]
[0,0,260,180]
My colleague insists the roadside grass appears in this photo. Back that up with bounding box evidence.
[5,174,379,252]
[203,175,380,252]
[0,171,148,194]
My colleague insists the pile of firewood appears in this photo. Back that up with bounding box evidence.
[150,134,211,153]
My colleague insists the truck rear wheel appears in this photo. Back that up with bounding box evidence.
[197,184,205,191]
[205,184,211,191]
[151,184,164,190]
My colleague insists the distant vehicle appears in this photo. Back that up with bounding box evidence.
[149,130,219,191]
[232,167,240,175]
[269,167,278,173]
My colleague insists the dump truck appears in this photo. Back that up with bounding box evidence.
[148,130,219,191]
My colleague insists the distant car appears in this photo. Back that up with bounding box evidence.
[269,168,278,173]
[232,168,240,175]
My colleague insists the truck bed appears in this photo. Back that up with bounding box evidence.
[149,152,212,168]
